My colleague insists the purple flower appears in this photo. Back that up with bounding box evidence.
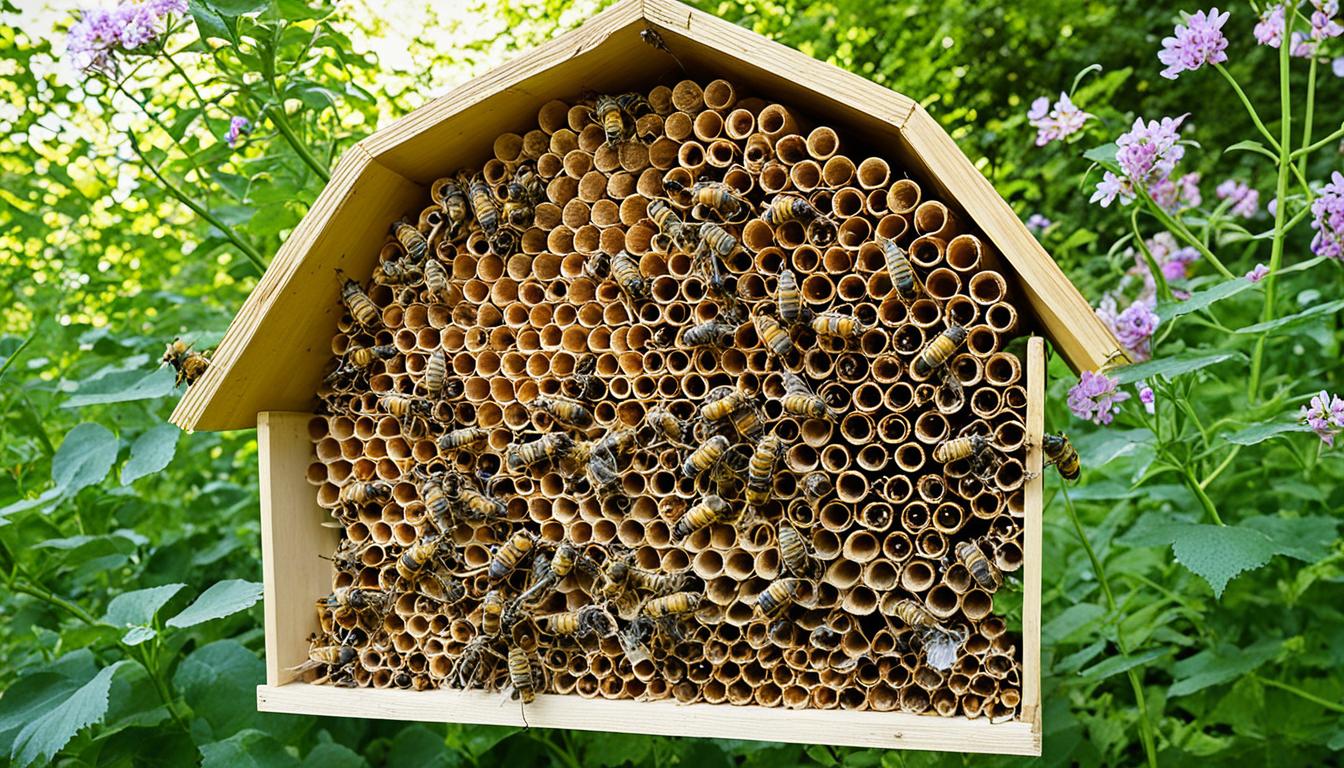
[1216,179,1259,218]
[226,115,251,147]
[1245,263,1270,282]
[1159,8,1230,79]
[1068,370,1132,425]
[1255,5,1285,47]
[1145,232,1200,283]
[1026,214,1052,233]
[1311,171,1344,260]
[1291,31,1317,57]
[1117,114,1187,187]
[1310,0,1344,40]
[1151,171,1202,213]
[1334,56,1344,76]
[1112,299,1160,361]
[65,0,186,74]
[1300,390,1344,446]
[1028,92,1093,146]
[1138,385,1156,415]
[1091,171,1135,208]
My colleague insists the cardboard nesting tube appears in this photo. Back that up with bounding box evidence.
[805,125,839,160]
[832,187,865,219]
[856,157,890,190]
[663,110,693,142]
[914,411,950,444]
[537,99,569,134]
[693,109,723,141]
[493,132,523,162]
[986,301,1019,334]
[842,530,880,564]
[924,583,960,620]
[758,160,789,194]
[996,540,1025,572]
[900,559,936,593]
[1003,384,1028,411]
[961,588,994,621]
[883,531,913,562]
[789,159,821,192]
[677,140,706,174]
[842,586,878,617]
[966,324,999,357]
[995,458,1026,492]
[758,103,798,140]
[671,79,704,112]
[821,155,855,187]
[725,107,755,139]
[924,268,961,302]
[907,299,942,329]
[537,151,564,178]
[836,216,871,250]
[893,442,924,475]
[968,384,998,421]
[969,270,1008,305]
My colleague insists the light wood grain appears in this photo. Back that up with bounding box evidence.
[1021,338,1045,731]
[258,412,336,686]
[257,683,1042,755]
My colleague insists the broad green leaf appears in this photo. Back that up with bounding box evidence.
[301,743,367,768]
[1109,351,1239,385]
[1235,298,1344,334]
[166,580,263,628]
[1169,640,1279,696]
[189,0,234,42]
[202,0,272,16]
[121,424,181,485]
[0,488,61,523]
[1083,142,1118,167]
[0,651,99,750]
[51,422,119,494]
[387,725,454,768]
[121,626,158,646]
[10,661,128,767]
[1224,139,1275,159]
[1225,420,1307,445]
[104,584,186,628]
[1330,728,1344,751]
[200,729,300,768]
[1243,516,1339,562]
[174,640,265,741]
[1170,524,1277,597]
[1072,428,1150,466]
[1043,603,1107,642]
[1157,277,1254,322]
[1077,647,1168,682]
[62,367,176,408]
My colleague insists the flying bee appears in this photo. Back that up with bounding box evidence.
[753,313,793,358]
[913,325,968,377]
[761,194,832,227]
[680,319,738,348]
[390,218,428,260]
[432,175,470,237]
[755,577,807,619]
[1043,432,1081,480]
[744,434,783,508]
[932,434,990,464]
[539,604,615,637]
[531,395,594,430]
[288,643,358,676]
[681,434,731,478]
[810,311,867,342]
[336,270,382,329]
[778,521,820,580]
[489,531,538,581]
[642,591,702,619]
[647,198,693,251]
[776,269,808,325]
[439,427,489,453]
[161,338,211,387]
[339,480,391,510]
[879,237,920,302]
[701,386,750,422]
[955,540,1003,593]
[507,433,575,473]
[465,173,499,236]
[672,494,733,541]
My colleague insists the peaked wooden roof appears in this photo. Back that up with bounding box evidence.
[171,0,1121,432]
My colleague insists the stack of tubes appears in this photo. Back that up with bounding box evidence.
[301,78,1026,723]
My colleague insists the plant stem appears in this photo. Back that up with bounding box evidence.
[137,643,192,731]
[1059,483,1159,768]
[110,79,212,196]
[1200,445,1241,489]
[1142,194,1235,279]
[1298,57,1316,180]
[129,138,267,273]
[1133,209,1172,301]
[1213,64,1279,152]
[11,580,101,625]
[1253,675,1344,714]
[163,49,212,118]
[1182,466,1225,526]
[263,103,331,183]
[1290,122,1344,158]
[1247,15,1295,402]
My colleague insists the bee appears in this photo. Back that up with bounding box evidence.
[390,218,428,260]
[761,195,831,226]
[593,92,650,146]
[501,198,534,230]
[648,198,692,251]
[321,586,388,616]
[499,171,540,229]
[532,395,595,430]
[481,589,506,637]
[594,427,638,458]
[507,433,574,472]
[913,325,968,377]
[701,386,750,422]
[753,313,793,358]
[419,349,448,399]
[419,473,455,528]
[596,558,643,620]
[665,179,749,222]
[696,222,737,261]
[745,434,783,508]
[778,522,820,579]
[810,312,866,342]
[161,338,211,387]
[1043,432,1081,480]
[433,175,470,237]
[780,390,836,421]
[422,258,450,304]
[373,256,422,285]
[894,598,938,631]
[439,427,490,453]
[507,646,539,704]
[581,441,622,500]
[288,643,358,675]
[641,591,702,618]
[955,540,1003,592]
[513,164,545,204]
[583,251,610,280]
[489,531,538,581]
[339,480,391,509]
[336,271,382,329]
[681,434,730,478]
[380,394,433,420]
[932,434,989,464]
[776,269,807,325]
[539,604,615,637]
[894,599,966,671]
[609,249,648,303]
[680,320,738,348]
[801,472,832,507]
[449,635,506,690]
[456,483,507,522]
[466,174,499,236]
[396,536,445,582]
[672,494,733,541]
[627,564,687,595]
[756,577,807,619]
[643,405,691,449]
[879,237,919,302]
[728,402,766,438]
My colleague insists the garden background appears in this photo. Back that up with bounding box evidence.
[1,0,1342,765]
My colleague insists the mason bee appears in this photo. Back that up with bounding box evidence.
[337,270,381,329]
[879,237,919,302]
[778,521,820,580]
[932,434,989,464]
[641,591,702,618]
[422,350,448,398]
[288,642,358,676]
[1043,432,1081,480]
[161,338,211,387]
[913,325,968,377]
[955,540,1003,593]
[701,386,750,422]
[448,635,506,690]
[593,92,650,146]
[433,175,470,237]
[391,219,428,260]
[609,249,648,304]
[761,195,831,226]
[667,179,750,222]
[539,604,615,637]
[439,427,490,453]
[489,531,538,582]
[507,646,540,704]
[507,433,575,472]
[681,434,731,478]
[373,256,422,286]
[776,269,806,325]
[648,198,692,251]
[321,586,388,616]
[531,395,595,430]
[893,598,966,671]
[339,480,391,509]
[753,313,793,358]
[423,258,449,303]
[672,494,732,541]
[466,173,499,236]
[755,577,807,619]
[680,319,738,348]
[810,311,867,342]
[744,434,783,508]
[380,394,433,420]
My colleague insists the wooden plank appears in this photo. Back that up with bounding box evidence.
[898,107,1122,373]
[1020,338,1045,731]
[257,683,1041,755]
[258,412,337,686]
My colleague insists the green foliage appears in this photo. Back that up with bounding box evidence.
[2,0,1342,766]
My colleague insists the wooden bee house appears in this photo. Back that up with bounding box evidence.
[170,0,1121,757]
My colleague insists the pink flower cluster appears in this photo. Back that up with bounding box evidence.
[66,0,187,74]
[1091,115,1189,208]
[1027,92,1092,146]
[1150,171,1202,213]
[226,116,251,147]
[1025,214,1052,233]
[1159,8,1230,79]
[1068,370,1131,425]
[1311,171,1344,260]
[1216,179,1260,218]
[1097,296,1161,361]
[1300,390,1344,446]
[1257,2,1342,57]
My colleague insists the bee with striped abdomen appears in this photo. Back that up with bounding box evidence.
[776,269,807,325]
[955,540,1003,592]
[419,472,455,529]
[879,237,919,302]
[780,384,838,421]
[489,531,538,582]
[465,173,499,236]
[700,385,750,422]
[728,402,766,438]
[932,434,989,464]
[1043,432,1081,480]
[439,427,489,453]
[594,93,628,147]
[380,394,433,420]
[539,604,615,637]
[391,219,428,260]
[421,349,447,398]
[753,313,793,358]
[894,598,967,671]
[339,480,391,510]
[455,482,507,523]
[432,176,470,237]
[744,434,783,508]
[321,586,388,616]
[423,258,449,303]
[913,325,967,377]
[609,249,648,304]
[681,434,730,478]
[641,591,702,619]
[373,256,422,286]
[507,646,540,704]
[161,338,211,387]
[643,405,692,450]
[325,343,396,388]
[626,564,686,595]
[448,635,506,690]
[507,433,575,472]
[680,319,738,348]
[531,395,595,430]
[647,198,692,251]
[481,589,506,637]
[582,250,610,281]
[810,311,867,342]
[288,642,358,677]
[756,577,808,619]
[672,494,732,541]
[778,521,820,580]
[337,271,382,329]
[761,195,831,226]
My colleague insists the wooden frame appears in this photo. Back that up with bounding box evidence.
[251,338,1045,755]
[170,0,1118,433]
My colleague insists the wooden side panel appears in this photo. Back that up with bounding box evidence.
[258,412,337,686]
[899,107,1122,373]
[257,684,1041,755]
[1021,338,1045,731]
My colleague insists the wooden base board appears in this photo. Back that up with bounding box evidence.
[257,683,1042,755]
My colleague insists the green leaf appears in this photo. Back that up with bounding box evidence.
[121,626,158,646]
[10,661,128,767]
[1235,298,1344,334]
[1329,728,1344,751]
[174,640,264,741]
[52,422,119,495]
[1242,516,1339,562]
[200,729,300,768]
[1225,419,1307,446]
[166,579,263,628]
[121,424,181,485]
[1169,640,1279,696]
[387,725,454,768]
[189,0,233,41]
[104,584,186,628]
[1043,603,1107,642]
[301,743,367,768]
[1224,139,1275,159]
[1157,277,1254,322]
[1083,142,1118,167]
[0,651,99,751]
[1170,524,1277,598]
[1072,428,1151,466]
[1077,647,1168,682]
[1109,351,1239,385]
[201,0,272,17]
[63,367,177,408]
